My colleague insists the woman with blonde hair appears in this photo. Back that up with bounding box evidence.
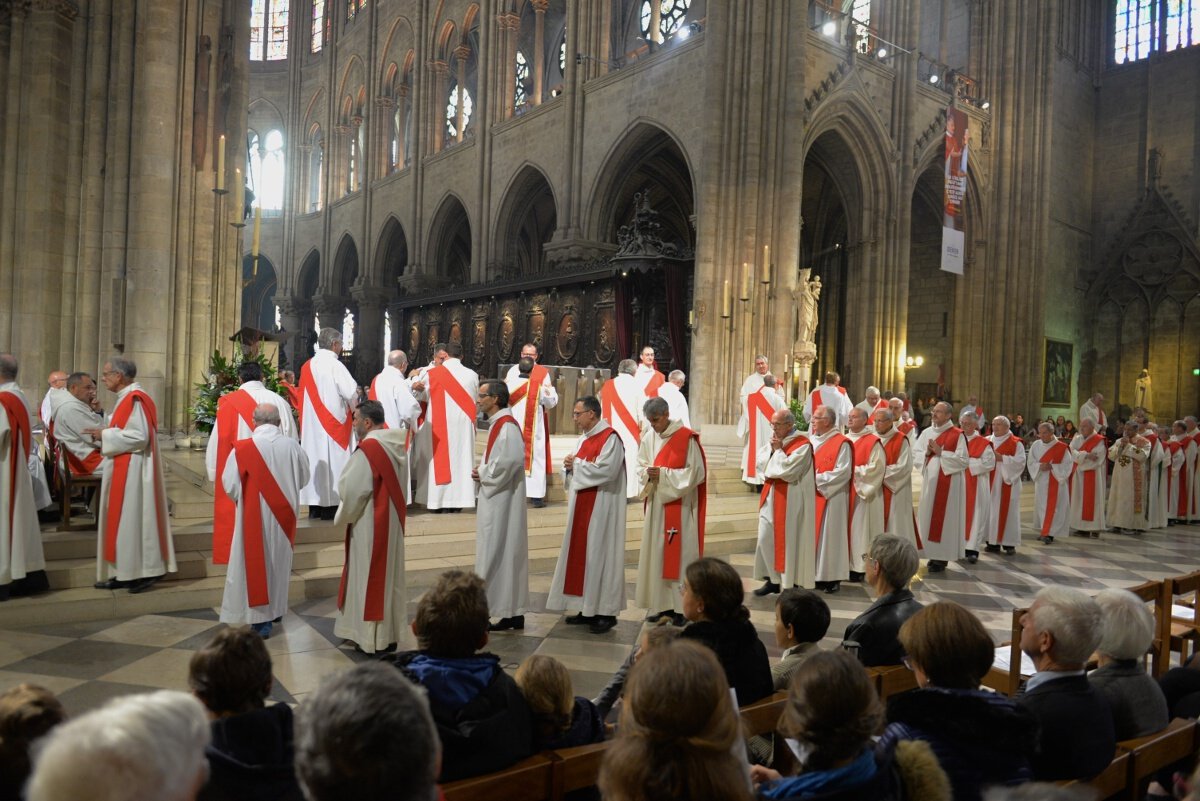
[515,654,604,751]
[598,639,753,801]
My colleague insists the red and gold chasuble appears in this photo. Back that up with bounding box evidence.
[759,435,810,573]
[508,365,553,475]
[231,439,297,607]
[102,391,169,566]
[989,436,1019,542]
[924,427,963,544]
[212,389,258,565]
[1037,440,1071,536]
[562,427,621,596]
[337,439,406,621]
[650,427,707,580]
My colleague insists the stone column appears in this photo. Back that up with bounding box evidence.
[428,59,448,152]
[497,12,519,119]
[375,96,394,175]
[531,0,547,105]
[274,295,306,369]
[350,115,364,191]
[649,0,662,44]
[312,294,346,333]
[396,84,410,167]
[351,285,387,379]
[333,123,351,196]
[453,45,471,143]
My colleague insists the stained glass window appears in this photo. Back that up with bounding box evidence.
[308,126,324,212]
[851,0,871,53]
[515,50,529,107]
[247,130,285,211]
[1164,0,1198,51]
[447,85,474,138]
[312,0,326,53]
[559,39,567,73]
[250,0,289,61]
[639,0,692,39]
[250,0,266,61]
[1114,0,1197,62]
[383,310,391,355]
[346,0,365,22]
[342,309,356,353]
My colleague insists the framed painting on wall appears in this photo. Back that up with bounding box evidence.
[1042,338,1073,408]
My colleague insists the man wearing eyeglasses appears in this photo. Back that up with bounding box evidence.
[547,396,627,634]
[752,408,814,597]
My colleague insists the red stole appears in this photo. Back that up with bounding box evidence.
[1075,434,1107,521]
[508,365,552,474]
[924,426,963,544]
[963,435,992,536]
[642,370,665,397]
[867,400,888,423]
[427,365,476,487]
[1169,440,1188,517]
[744,387,777,478]
[299,361,352,450]
[562,427,621,596]
[338,438,406,621]
[600,380,640,447]
[990,435,1019,541]
[898,419,916,437]
[102,390,169,566]
[484,413,522,461]
[812,434,850,551]
[759,435,809,573]
[280,381,302,411]
[1037,440,1070,535]
[231,439,297,607]
[366,376,390,429]
[880,432,907,532]
[0,392,31,534]
[651,427,707,580]
[212,388,259,565]
[65,447,103,477]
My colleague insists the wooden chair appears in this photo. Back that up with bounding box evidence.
[1118,717,1198,801]
[1124,578,1170,676]
[441,754,555,801]
[1060,750,1130,801]
[739,690,788,735]
[1168,571,1200,667]
[548,742,609,800]
[57,446,101,532]
[982,607,1028,696]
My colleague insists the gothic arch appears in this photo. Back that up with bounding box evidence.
[338,55,367,104]
[491,163,558,278]
[332,233,359,297]
[802,92,897,215]
[242,254,278,332]
[374,216,409,286]
[303,88,326,131]
[297,249,321,299]
[427,193,472,285]
[378,15,416,85]
[248,97,286,132]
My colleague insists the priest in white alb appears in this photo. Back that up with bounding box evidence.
[752,408,814,596]
[808,406,853,594]
[206,360,295,566]
[49,372,104,478]
[1169,420,1190,523]
[93,357,175,593]
[0,367,50,513]
[1185,416,1200,522]
[473,381,529,632]
[912,401,968,571]
[1069,417,1108,536]
[411,341,478,512]
[219,404,310,638]
[959,410,995,564]
[874,409,919,551]
[369,349,421,499]
[600,359,643,499]
[890,397,918,443]
[855,386,881,416]
[737,374,784,488]
[504,346,558,507]
[1027,421,1073,544]
[985,415,1025,554]
[1079,393,1108,432]
[547,396,627,635]
[334,401,412,654]
[635,397,705,621]
[39,370,67,430]
[657,370,691,429]
[633,345,666,397]
[1107,421,1151,533]
[0,354,47,600]
[803,372,854,430]
[298,328,358,518]
[1143,422,1170,530]
[739,355,771,405]
[845,408,884,583]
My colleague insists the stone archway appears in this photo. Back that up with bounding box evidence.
[492,164,557,278]
[905,161,956,404]
[427,194,472,285]
[241,254,277,333]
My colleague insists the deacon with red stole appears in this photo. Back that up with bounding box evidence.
[218,404,309,638]
[1027,421,1073,544]
[1079,393,1107,432]
[409,345,446,505]
[473,381,529,632]
[808,406,853,594]
[1107,422,1151,532]
[739,355,771,406]
[600,359,644,499]
[889,398,918,446]
[874,409,919,551]
[635,397,706,620]
[278,370,302,411]
[737,374,785,487]
[504,345,558,507]
[633,345,666,397]
[369,350,421,500]
[547,396,627,635]
[93,357,175,593]
[48,372,103,477]
[803,371,854,430]
[1069,418,1108,536]
[298,328,358,517]
[1184,416,1200,522]
[333,401,412,654]
[206,361,295,566]
[752,408,815,596]
[1143,422,1170,529]
[411,342,479,512]
[985,416,1025,553]
[845,408,884,582]
[958,410,995,564]
[0,354,47,600]
[1169,420,1190,523]
[912,401,968,571]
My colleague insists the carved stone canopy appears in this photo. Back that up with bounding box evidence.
[613,191,689,260]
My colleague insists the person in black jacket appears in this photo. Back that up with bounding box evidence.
[515,654,605,751]
[841,535,922,667]
[188,626,303,801]
[1016,585,1116,782]
[679,556,774,706]
[391,569,534,782]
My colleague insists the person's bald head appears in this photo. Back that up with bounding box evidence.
[992,416,1010,436]
[387,350,409,370]
[47,370,68,389]
[931,401,952,426]
[252,403,282,427]
[763,374,777,388]
[1079,418,1095,436]
[888,397,904,415]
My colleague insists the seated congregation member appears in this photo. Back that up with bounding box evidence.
[597,640,755,801]
[515,654,605,751]
[1089,588,1168,739]
[592,618,682,722]
[772,588,830,691]
[679,556,774,706]
[392,569,533,782]
[187,626,303,801]
[1017,586,1116,781]
[0,684,66,801]
[295,663,439,801]
[751,650,950,801]
[841,535,922,667]
[879,602,1036,801]
[26,691,209,801]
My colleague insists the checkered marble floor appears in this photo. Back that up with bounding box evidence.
[4,518,1200,716]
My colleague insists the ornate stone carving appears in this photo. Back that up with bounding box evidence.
[614,192,683,258]
[497,311,515,362]
[803,61,852,119]
[555,307,579,362]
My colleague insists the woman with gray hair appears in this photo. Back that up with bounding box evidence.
[1089,587,1168,738]
[841,534,923,666]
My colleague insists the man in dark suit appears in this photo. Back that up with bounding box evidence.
[1017,585,1116,781]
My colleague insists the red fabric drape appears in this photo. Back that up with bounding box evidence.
[663,263,688,374]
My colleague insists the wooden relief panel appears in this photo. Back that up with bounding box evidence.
[556,308,579,363]
[497,308,515,363]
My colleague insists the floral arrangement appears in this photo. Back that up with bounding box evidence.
[191,349,286,434]
[788,397,809,431]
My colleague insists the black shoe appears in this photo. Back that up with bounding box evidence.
[1090,531,1100,538]
[128,575,163,594]
[1038,535,1053,544]
[530,498,545,508]
[847,571,865,583]
[965,551,979,564]
[321,506,339,520]
[273,616,283,623]
[565,613,595,625]
[928,561,947,572]
[1003,546,1016,555]
[822,581,841,594]
[753,580,781,597]
[589,615,618,634]
[984,543,1001,553]
[489,615,526,632]
[308,506,323,519]
[94,578,131,590]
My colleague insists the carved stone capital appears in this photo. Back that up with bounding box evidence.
[543,238,619,267]
[351,283,390,308]
[428,59,449,76]
[350,115,364,128]
[333,124,351,137]
[496,12,520,31]
[396,273,453,295]
[272,295,307,316]
[453,44,472,63]
[374,96,396,110]
[397,84,410,99]
[311,293,347,317]
[32,0,76,20]
[530,0,549,12]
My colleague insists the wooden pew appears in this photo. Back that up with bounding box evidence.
[867,664,919,701]
[548,742,608,800]
[1124,578,1170,676]
[1118,717,1197,801]
[982,607,1028,696]
[739,690,788,735]
[441,754,556,801]
[1168,571,1200,666]
[1060,750,1130,801]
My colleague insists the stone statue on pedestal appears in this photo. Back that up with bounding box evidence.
[1134,368,1153,415]
[792,268,822,389]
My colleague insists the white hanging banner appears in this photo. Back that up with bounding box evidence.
[941,105,969,275]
